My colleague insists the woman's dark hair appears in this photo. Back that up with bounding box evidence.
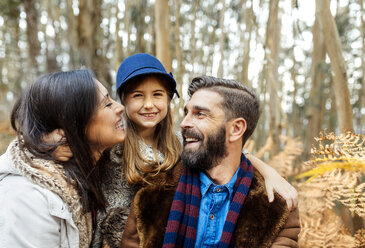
[11,69,107,212]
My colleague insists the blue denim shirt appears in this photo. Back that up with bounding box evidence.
[194,168,239,248]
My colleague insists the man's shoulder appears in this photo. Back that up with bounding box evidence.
[233,169,292,247]
[249,169,287,206]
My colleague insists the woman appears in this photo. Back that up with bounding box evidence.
[0,70,125,247]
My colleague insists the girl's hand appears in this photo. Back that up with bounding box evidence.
[42,129,73,162]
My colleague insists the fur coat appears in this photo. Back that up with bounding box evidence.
[121,162,300,248]
[92,141,166,248]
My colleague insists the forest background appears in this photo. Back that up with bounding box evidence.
[0,0,364,247]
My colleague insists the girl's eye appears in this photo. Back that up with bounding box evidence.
[133,94,143,98]
[105,102,113,107]
[154,93,163,96]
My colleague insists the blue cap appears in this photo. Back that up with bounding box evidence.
[116,53,180,98]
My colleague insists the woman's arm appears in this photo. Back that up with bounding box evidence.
[0,177,62,247]
[246,153,298,211]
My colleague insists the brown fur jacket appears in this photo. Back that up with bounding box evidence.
[121,162,300,248]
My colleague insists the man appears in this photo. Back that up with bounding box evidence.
[121,76,300,248]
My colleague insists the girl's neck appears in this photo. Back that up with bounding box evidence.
[136,126,156,146]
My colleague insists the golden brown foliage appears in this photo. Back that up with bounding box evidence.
[296,131,365,248]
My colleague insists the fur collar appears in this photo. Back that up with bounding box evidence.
[8,139,93,248]
[133,163,290,248]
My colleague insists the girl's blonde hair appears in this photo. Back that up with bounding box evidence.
[120,75,182,185]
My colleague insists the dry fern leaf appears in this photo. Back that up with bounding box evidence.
[354,229,365,248]
[296,131,365,247]
[299,209,356,248]
[267,135,303,177]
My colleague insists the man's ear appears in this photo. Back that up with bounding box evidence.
[228,118,246,143]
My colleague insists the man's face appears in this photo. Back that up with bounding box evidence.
[180,89,228,170]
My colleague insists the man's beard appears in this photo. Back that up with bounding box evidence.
[181,125,228,171]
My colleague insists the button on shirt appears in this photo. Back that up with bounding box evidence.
[194,168,239,248]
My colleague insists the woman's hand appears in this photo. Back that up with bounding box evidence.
[245,153,298,211]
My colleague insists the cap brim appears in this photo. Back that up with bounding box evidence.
[121,68,180,98]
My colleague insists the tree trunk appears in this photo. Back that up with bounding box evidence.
[328,83,337,131]
[66,0,78,67]
[217,0,226,78]
[78,0,112,90]
[316,0,354,131]
[23,0,41,74]
[190,0,198,77]
[240,0,253,87]
[114,5,123,71]
[265,0,281,156]
[155,0,172,72]
[360,0,365,134]
[173,0,184,112]
[305,15,326,154]
[45,0,60,73]
[12,7,23,96]
[135,0,147,53]
[124,0,131,57]
[78,0,95,67]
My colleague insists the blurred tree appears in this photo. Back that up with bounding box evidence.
[360,0,365,134]
[133,0,148,53]
[305,14,326,155]
[44,0,61,73]
[0,0,23,97]
[173,0,184,112]
[124,0,131,57]
[155,0,172,72]
[265,0,281,156]
[113,4,123,71]
[316,0,353,131]
[239,0,253,87]
[189,0,198,77]
[217,0,226,77]
[23,0,41,75]
[78,0,112,90]
[66,0,79,68]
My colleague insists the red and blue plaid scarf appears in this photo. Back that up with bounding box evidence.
[163,154,254,248]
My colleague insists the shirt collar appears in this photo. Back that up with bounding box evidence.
[199,166,240,198]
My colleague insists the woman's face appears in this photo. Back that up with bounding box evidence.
[86,80,126,153]
[124,76,169,134]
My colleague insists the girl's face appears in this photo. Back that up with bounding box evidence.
[86,80,126,153]
[124,76,169,134]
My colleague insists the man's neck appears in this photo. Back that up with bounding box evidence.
[205,149,242,185]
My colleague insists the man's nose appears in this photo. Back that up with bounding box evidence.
[180,113,192,129]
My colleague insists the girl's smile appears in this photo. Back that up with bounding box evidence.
[124,76,169,137]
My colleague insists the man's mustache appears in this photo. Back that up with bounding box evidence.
[181,129,204,141]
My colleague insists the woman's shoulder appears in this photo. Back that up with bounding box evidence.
[1,167,67,215]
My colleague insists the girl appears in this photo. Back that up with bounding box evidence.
[0,70,125,247]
